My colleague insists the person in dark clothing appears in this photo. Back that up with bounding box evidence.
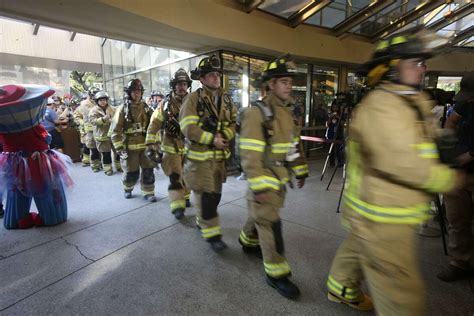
[438,71,474,282]
[325,103,345,167]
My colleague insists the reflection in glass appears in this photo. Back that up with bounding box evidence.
[258,0,313,18]
[306,0,371,27]
[113,78,124,106]
[135,44,151,70]
[136,70,152,96]
[122,42,136,74]
[312,66,338,127]
[151,65,171,95]
[249,58,268,103]
[292,64,308,126]
[222,53,250,109]
[102,40,113,81]
[151,47,169,66]
[351,0,427,36]
[110,40,123,78]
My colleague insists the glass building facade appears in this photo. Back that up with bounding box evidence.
[101,39,360,131]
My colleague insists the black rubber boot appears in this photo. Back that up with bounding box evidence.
[437,264,473,282]
[207,237,227,253]
[239,238,262,258]
[173,208,185,220]
[186,199,191,207]
[124,191,132,199]
[266,275,300,300]
[144,195,157,202]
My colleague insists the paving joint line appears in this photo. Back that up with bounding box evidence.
[0,197,167,261]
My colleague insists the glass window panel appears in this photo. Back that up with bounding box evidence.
[311,66,338,127]
[437,14,474,38]
[292,64,308,126]
[102,40,113,81]
[258,0,313,18]
[306,0,371,27]
[321,6,347,28]
[151,65,171,94]
[169,49,193,61]
[222,53,249,109]
[113,78,124,106]
[351,0,427,36]
[136,71,152,96]
[151,47,170,66]
[135,44,151,70]
[437,76,462,94]
[105,80,114,104]
[110,40,123,78]
[170,60,191,77]
[122,42,136,74]
[249,57,268,103]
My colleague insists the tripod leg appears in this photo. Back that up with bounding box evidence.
[434,195,448,256]
[320,143,334,181]
[336,176,346,213]
[326,164,338,190]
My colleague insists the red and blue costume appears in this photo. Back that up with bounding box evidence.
[0,84,73,229]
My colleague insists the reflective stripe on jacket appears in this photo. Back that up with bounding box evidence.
[239,92,308,193]
[179,86,237,162]
[343,82,456,224]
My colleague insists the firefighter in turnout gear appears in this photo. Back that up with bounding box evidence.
[238,55,309,299]
[179,55,237,252]
[326,30,464,314]
[74,86,100,170]
[89,91,118,176]
[110,79,157,202]
[145,68,192,219]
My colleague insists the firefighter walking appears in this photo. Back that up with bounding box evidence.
[110,79,157,202]
[179,55,237,252]
[89,90,120,176]
[238,55,309,299]
[146,68,192,219]
[74,87,100,171]
[326,31,463,314]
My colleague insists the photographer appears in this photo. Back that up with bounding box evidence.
[438,72,474,282]
[325,100,346,167]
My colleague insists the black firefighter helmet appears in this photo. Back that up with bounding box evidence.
[170,68,192,89]
[190,55,222,80]
[360,29,448,86]
[124,78,144,96]
[261,54,298,82]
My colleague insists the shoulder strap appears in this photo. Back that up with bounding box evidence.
[252,100,274,140]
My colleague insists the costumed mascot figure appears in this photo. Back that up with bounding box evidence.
[0,84,74,229]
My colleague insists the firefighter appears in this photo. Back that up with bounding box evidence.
[325,30,463,314]
[150,90,165,110]
[110,79,157,201]
[238,55,309,299]
[89,91,117,176]
[74,87,100,170]
[145,69,192,219]
[179,55,237,252]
